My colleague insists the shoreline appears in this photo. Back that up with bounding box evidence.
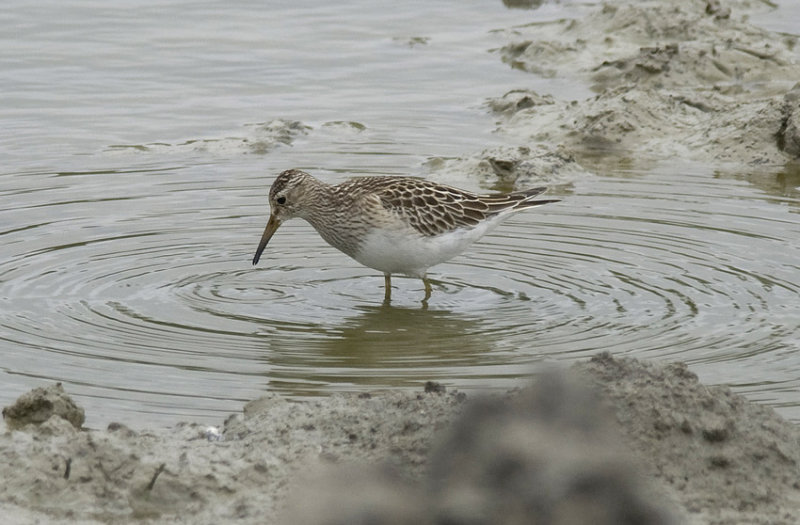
[4,353,800,523]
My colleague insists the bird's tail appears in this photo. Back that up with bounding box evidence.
[513,187,560,210]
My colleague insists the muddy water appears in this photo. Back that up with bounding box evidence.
[2,0,799,427]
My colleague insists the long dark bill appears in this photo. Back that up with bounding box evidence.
[252,214,282,265]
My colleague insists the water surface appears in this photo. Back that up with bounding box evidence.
[2,0,799,427]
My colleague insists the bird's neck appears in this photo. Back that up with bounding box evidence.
[302,184,363,257]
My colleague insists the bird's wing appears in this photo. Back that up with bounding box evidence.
[359,178,550,237]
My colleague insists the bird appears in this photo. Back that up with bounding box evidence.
[252,169,558,304]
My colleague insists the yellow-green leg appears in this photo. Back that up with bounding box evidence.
[383,274,392,305]
[422,277,432,305]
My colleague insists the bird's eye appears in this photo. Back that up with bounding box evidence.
[276,196,287,205]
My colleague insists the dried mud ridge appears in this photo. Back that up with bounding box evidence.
[3,353,800,524]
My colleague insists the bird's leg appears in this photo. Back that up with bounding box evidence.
[422,277,432,306]
[383,274,392,305]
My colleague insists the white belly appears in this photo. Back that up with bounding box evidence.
[351,220,501,277]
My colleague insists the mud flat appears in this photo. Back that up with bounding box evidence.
[3,353,800,524]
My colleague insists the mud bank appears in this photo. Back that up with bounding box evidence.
[431,0,800,184]
[3,353,800,524]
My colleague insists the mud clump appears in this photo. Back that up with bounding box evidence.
[425,371,677,525]
[578,352,800,523]
[2,383,85,431]
[280,370,677,525]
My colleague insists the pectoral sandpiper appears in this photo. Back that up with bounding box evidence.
[252,169,558,304]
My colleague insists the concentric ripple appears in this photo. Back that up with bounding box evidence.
[2,163,800,426]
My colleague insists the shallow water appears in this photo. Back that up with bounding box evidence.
[2,0,799,427]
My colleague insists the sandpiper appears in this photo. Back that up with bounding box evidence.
[252,169,558,304]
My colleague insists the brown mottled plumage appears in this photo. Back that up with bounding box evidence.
[253,169,558,304]
[342,176,551,236]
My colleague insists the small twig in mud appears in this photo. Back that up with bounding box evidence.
[146,463,166,491]
[64,458,72,480]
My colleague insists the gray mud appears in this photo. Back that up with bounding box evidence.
[430,0,800,185]
[4,354,800,523]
